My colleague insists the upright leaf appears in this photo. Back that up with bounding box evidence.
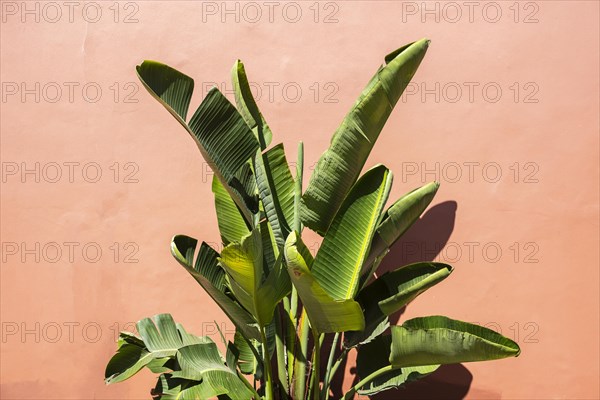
[284,232,365,334]
[254,144,296,248]
[311,165,392,301]
[136,61,260,220]
[300,39,430,234]
[362,181,440,280]
[212,176,250,245]
[232,60,273,148]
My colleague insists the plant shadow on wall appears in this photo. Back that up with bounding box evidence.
[104,39,519,400]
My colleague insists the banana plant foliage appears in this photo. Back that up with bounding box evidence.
[106,39,521,400]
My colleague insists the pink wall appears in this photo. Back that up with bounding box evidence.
[1,1,598,399]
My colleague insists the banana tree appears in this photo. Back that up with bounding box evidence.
[105,38,521,399]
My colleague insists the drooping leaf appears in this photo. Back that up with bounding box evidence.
[213,176,250,245]
[105,314,210,384]
[136,61,260,220]
[361,181,440,284]
[345,262,453,348]
[311,165,392,301]
[300,39,430,234]
[254,144,296,248]
[171,236,261,340]
[390,316,521,367]
[152,373,220,400]
[284,232,365,334]
[354,316,519,395]
[232,60,273,148]
[171,343,253,400]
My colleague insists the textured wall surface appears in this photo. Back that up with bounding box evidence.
[1,1,599,399]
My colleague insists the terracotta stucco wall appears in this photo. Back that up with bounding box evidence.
[1,1,598,399]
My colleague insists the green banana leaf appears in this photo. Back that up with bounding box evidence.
[170,236,261,340]
[232,60,273,148]
[175,343,253,399]
[234,331,260,376]
[136,61,260,221]
[254,144,296,248]
[361,181,440,285]
[345,262,453,348]
[105,314,210,384]
[354,316,519,395]
[219,229,291,327]
[300,39,430,234]
[152,342,253,400]
[390,316,521,367]
[212,176,250,245]
[284,232,365,333]
[152,373,221,400]
[311,165,392,301]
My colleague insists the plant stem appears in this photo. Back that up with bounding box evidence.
[342,365,394,399]
[238,368,261,400]
[282,297,295,389]
[260,327,274,400]
[326,347,349,391]
[320,332,340,399]
[275,305,290,395]
[293,310,310,399]
[310,329,321,400]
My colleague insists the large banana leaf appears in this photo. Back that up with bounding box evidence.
[105,314,210,384]
[174,343,253,399]
[152,373,220,400]
[345,262,453,348]
[136,61,260,221]
[212,176,250,245]
[232,60,273,148]
[311,165,392,301]
[170,236,261,340]
[354,316,519,395]
[284,232,365,333]
[390,316,521,367]
[361,181,440,283]
[152,342,253,400]
[300,39,430,234]
[219,229,291,326]
[254,144,296,248]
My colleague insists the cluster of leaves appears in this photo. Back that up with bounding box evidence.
[105,39,520,399]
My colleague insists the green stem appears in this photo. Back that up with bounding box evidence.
[342,365,394,400]
[327,347,349,390]
[320,333,340,399]
[293,311,310,399]
[275,305,290,395]
[260,327,274,400]
[310,329,321,400]
[238,368,261,400]
[283,297,295,390]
